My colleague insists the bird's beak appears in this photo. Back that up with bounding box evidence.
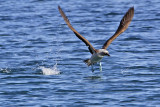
[105,53,110,56]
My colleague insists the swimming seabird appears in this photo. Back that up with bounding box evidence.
[58,6,134,71]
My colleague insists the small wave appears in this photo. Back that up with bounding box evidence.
[39,63,60,75]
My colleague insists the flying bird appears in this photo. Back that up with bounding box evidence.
[58,6,134,72]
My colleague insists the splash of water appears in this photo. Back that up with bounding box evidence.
[40,63,60,75]
[0,68,10,73]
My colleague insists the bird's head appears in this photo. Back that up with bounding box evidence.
[98,49,110,57]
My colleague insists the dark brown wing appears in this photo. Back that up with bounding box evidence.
[102,7,134,49]
[58,6,96,54]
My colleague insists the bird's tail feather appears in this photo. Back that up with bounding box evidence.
[84,59,91,66]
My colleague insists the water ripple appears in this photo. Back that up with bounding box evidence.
[0,0,160,106]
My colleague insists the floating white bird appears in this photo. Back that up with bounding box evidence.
[58,6,134,72]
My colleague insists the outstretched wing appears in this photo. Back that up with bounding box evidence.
[102,7,134,49]
[58,6,96,54]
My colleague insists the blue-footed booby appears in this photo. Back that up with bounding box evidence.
[58,6,134,72]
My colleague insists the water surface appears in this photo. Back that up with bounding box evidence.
[0,0,160,106]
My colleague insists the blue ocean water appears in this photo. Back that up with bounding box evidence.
[0,0,160,106]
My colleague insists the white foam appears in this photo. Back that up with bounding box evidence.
[40,63,60,75]
[1,68,10,73]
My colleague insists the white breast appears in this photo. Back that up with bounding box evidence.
[90,53,103,64]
